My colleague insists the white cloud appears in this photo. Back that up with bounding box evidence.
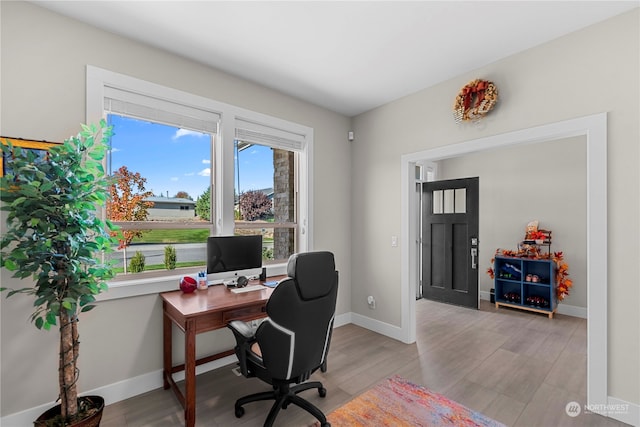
[202,159,210,164]
[170,177,179,181]
[198,168,211,177]
[173,128,206,140]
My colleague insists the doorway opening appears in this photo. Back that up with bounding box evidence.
[401,113,608,409]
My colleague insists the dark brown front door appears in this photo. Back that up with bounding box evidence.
[421,177,479,309]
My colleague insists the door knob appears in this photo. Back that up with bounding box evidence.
[471,248,478,269]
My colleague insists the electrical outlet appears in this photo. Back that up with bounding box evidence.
[367,295,376,309]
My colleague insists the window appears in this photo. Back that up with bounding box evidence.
[106,114,214,276]
[234,119,305,264]
[87,66,312,281]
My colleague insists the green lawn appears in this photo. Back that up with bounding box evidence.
[115,229,274,244]
[128,229,210,244]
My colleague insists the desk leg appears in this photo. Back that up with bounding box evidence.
[184,318,196,427]
[162,303,172,390]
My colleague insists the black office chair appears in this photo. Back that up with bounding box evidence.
[228,251,338,427]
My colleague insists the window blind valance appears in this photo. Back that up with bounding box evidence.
[235,118,305,151]
[104,86,220,134]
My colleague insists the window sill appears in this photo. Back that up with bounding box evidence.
[96,263,288,302]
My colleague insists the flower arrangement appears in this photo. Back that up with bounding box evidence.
[487,249,573,301]
[529,230,546,241]
[554,252,573,301]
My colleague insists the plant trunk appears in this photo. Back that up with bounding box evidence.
[59,310,79,420]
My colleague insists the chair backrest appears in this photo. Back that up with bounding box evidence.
[256,251,338,381]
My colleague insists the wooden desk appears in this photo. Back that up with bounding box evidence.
[161,280,277,427]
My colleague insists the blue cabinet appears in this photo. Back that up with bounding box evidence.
[494,256,556,318]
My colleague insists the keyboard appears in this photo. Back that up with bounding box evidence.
[230,284,266,294]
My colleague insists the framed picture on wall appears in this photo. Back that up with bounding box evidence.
[0,137,60,177]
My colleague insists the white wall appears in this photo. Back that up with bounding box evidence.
[352,8,638,408]
[437,136,587,309]
[0,1,352,417]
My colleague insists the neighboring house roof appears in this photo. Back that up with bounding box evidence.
[258,188,274,199]
[145,196,195,206]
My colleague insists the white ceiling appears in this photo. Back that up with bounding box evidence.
[31,1,638,117]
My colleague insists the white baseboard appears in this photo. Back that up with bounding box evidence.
[333,311,352,328]
[350,312,404,342]
[480,290,587,318]
[600,396,640,427]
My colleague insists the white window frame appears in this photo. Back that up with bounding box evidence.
[86,66,313,300]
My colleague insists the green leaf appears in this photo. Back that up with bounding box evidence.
[80,305,96,313]
[3,259,17,271]
[11,197,26,207]
[49,302,60,316]
[46,311,57,326]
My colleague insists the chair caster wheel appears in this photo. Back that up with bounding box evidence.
[235,406,245,418]
[318,387,327,398]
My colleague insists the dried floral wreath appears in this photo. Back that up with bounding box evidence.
[453,79,498,122]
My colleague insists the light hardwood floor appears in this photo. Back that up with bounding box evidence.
[101,299,630,426]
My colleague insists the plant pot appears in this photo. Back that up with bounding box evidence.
[34,396,104,427]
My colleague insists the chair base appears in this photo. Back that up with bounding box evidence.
[235,381,330,427]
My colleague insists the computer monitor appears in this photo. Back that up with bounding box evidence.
[206,235,263,282]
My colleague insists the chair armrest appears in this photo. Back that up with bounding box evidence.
[228,319,264,377]
[228,320,257,340]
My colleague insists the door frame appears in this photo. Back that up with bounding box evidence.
[400,113,607,411]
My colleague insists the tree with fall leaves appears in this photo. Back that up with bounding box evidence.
[174,191,192,200]
[239,190,272,221]
[107,166,154,273]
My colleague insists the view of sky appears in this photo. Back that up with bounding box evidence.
[107,115,273,200]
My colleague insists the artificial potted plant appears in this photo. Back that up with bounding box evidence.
[0,121,117,426]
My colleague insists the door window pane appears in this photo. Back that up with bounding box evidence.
[433,190,443,214]
[443,189,455,214]
[455,188,467,213]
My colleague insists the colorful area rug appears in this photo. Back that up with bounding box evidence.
[324,376,505,426]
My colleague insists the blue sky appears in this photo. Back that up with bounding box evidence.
[108,115,273,200]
